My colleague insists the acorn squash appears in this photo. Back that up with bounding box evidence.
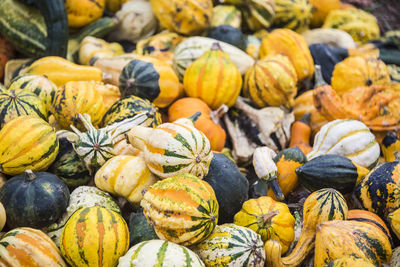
[207,25,246,50]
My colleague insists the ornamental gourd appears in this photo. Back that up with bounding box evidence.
[388,207,400,240]
[95,155,158,207]
[0,202,5,231]
[128,212,158,247]
[140,174,218,246]
[325,256,377,267]
[126,113,213,179]
[265,189,348,267]
[184,43,242,110]
[194,224,265,267]
[0,170,69,229]
[149,0,212,35]
[381,131,400,162]
[273,0,312,33]
[307,119,380,169]
[78,36,124,65]
[60,206,129,267]
[259,29,314,81]
[211,5,242,28]
[65,0,105,28]
[244,54,298,109]
[0,227,66,266]
[348,209,392,241]
[289,113,312,154]
[234,196,295,254]
[0,116,59,175]
[118,240,205,267]
[309,0,341,27]
[119,56,183,108]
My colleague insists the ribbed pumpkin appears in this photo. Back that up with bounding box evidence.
[149,0,212,35]
[95,155,158,207]
[309,0,341,27]
[325,255,377,267]
[388,207,400,240]
[307,119,380,169]
[259,29,314,81]
[140,173,219,246]
[51,81,106,130]
[0,89,47,128]
[348,209,391,240]
[60,206,129,267]
[244,54,298,109]
[118,240,205,267]
[0,116,59,175]
[211,5,242,28]
[119,56,183,108]
[183,43,242,110]
[168,97,227,152]
[273,0,313,33]
[101,95,161,128]
[126,114,213,179]
[0,227,66,266]
[234,196,295,254]
[194,224,265,266]
[8,74,57,111]
[265,189,348,267]
[315,220,392,267]
[331,56,391,96]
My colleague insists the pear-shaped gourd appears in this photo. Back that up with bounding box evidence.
[126,112,213,179]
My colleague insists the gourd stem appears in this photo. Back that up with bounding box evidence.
[211,42,222,51]
[299,113,311,125]
[188,112,202,124]
[78,113,95,131]
[314,65,327,87]
[25,169,36,181]
[210,104,228,124]
[262,210,279,224]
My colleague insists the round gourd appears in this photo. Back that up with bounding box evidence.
[141,173,219,246]
[48,130,91,188]
[211,5,242,28]
[0,227,66,266]
[260,29,314,81]
[204,153,249,224]
[0,170,69,229]
[8,74,57,111]
[118,240,205,267]
[168,97,226,152]
[194,224,265,266]
[119,56,183,108]
[183,43,242,110]
[0,202,5,232]
[325,255,377,267]
[273,0,312,33]
[95,155,158,206]
[207,25,246,50]
[44,186,120,247]
[234,196,295,254]
[0,89,47,128]
[309,0,341,27]
[243,54,298,108]
[331,56,391,96]
[149,0,212,35]
[51,80,106,130]
[0,116,59,175]
[128,211,158,247]
[60,206,129,267]
[65,0,105,28]
[101,95,161,128]
[126,115,213,179]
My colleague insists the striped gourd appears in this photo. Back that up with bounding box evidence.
[259,29,314,81]
[51,80,106,130]
[183,43,242,110]
[95,155,158,206]
[127,114,213,179]
[273,0,313,33]
[0,116,59,175]
[141,173,219,246]
[0,227,66,266]
[118,240,205,267]
[211,5,242,28]
[60,206,129,267]
[326,255,377,267]
[0,89,47,128]
[8,74,57,111]
[44,186,120,247]
[307,119,380,169]
[244,54,298,109]
[194,224,265,267]
[101,95,161,128]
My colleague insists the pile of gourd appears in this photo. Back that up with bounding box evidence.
[1,0,400,266]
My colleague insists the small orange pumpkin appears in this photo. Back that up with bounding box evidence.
[168,97,227,152]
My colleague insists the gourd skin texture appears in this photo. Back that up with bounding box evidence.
[66,0,105,28]
[325,255,377,267]
[348,209,391,240]
[309,0,341,27]
[389,207,400,240]
[211,5,242,28]
[273,0,313,33]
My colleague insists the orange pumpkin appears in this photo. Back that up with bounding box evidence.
[168,97,227,152]
[0,35,15,82]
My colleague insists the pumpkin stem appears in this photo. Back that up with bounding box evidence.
[211,42,223,51]
[210,104,228,124]
[262,210,279,224]
[25,169,36,181]
[314,65,327,87]
[188,112,202,124]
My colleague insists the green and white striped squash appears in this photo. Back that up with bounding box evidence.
[307,119,380,169]
[273,0,313,33]
[127,114,213,179]
[118,240,205,267]
[44,186,120,247]
[173,37,254,81]
[8,74,57,111]
[0,89,47,128]
[194,224,265,267]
